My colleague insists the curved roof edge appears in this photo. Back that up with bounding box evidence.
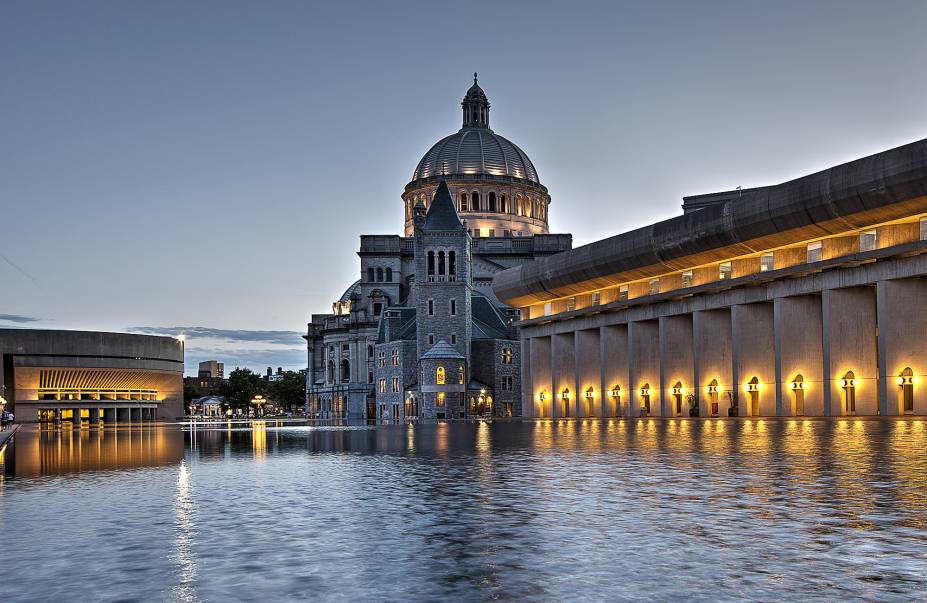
[404,172,549,196]
[493,136,927,307]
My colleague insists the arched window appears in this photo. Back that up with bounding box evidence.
[438,251,446,276]
[341,359,350,383]
[524,196,532,218]
[460,192,468,212]
[516,195,523,216]
[327,360,334,384]
[436,366,445,385]
[376,268,383,282]
[386,268,392,282]
[427,251,435,276]
[472,191,480,211]
[489,192,497,212]
[448,251,456,276]
[367,345,373,359]
[501,193,508,213]
[367,267,374,282]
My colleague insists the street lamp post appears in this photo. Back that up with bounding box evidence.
[250,395,266,418]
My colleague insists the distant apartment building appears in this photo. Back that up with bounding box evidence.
[185,360,226,398]
[198,360,224,378]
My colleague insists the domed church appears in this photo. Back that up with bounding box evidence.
[305,75,572,420]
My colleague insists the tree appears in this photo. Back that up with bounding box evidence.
[270,370,307,413]
[183,382,199,404]
[216,368,266,411]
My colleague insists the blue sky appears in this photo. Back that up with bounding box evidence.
[2,1,926,374]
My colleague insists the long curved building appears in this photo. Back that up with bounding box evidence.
[0,329,184,423]
[494,137,927,419]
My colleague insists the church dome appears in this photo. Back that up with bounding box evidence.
[402,75,551,238]
[410,74,540,185]
[412,129,540,184]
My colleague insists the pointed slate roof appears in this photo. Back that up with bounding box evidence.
[421,339,466,360]
[423,180,465,231]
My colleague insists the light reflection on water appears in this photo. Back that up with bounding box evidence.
[1,419,927,601]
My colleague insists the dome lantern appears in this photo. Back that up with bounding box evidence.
[462,72,490,129]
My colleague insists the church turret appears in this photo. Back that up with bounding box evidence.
[413,195,427,235]
[413,179,473,419]
[461,72,489,129]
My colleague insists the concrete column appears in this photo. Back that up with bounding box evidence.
[693,309,732,418]
[600,325,629,417]
[877,278,927,415]
[774,295,824,416]
[519,335,530,418]
[552,333,576,418]
[103,407,116,423]
[575,329,601,417]
[822,287,878,416]
[659,315,693,417]
[629,320,660,417]
[732,303,776,416]
[307,347,316,390]
[529,336,552,418]
[89,407,100,424]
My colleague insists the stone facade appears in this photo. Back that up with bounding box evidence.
[305,77,572,420]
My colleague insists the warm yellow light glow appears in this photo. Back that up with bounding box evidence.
[609,385,621,398]
[585,387,594,399]
[561,388,571,400]
[538,391,547,401]
[640,388,651,396]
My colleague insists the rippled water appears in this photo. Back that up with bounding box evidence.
[2,419,927,602]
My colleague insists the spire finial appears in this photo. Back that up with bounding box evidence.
[474,72,478,84]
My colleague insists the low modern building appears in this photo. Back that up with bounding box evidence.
[0,329,184,423]
[494,137,927,419]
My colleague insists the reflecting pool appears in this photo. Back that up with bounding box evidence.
[2,419,927,601]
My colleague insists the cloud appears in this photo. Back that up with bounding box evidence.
[183,346,306,374]
[128,325,305,346]
[0,313,39,324]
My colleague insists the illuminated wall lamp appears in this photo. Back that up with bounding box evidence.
[745,383,760,393]
[538,391,547,402]
[897,376,916,386]
[640,387,651,397]
[585,387,594,399]
[790,381,806,390]
[671,387,684,396]
[840,379,857,388]
[561,388,571,401]
[706,385,720,394]
[609,386,621,398]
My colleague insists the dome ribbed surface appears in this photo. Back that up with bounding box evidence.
[412,129,540,184]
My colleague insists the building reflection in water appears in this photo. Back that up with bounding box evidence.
[3,424,184,477]
[3,419,927,600]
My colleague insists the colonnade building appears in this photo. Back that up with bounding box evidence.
[493,137,927,419]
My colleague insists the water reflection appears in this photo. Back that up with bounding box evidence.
[1,419,926,601]
[3,424,183,477]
